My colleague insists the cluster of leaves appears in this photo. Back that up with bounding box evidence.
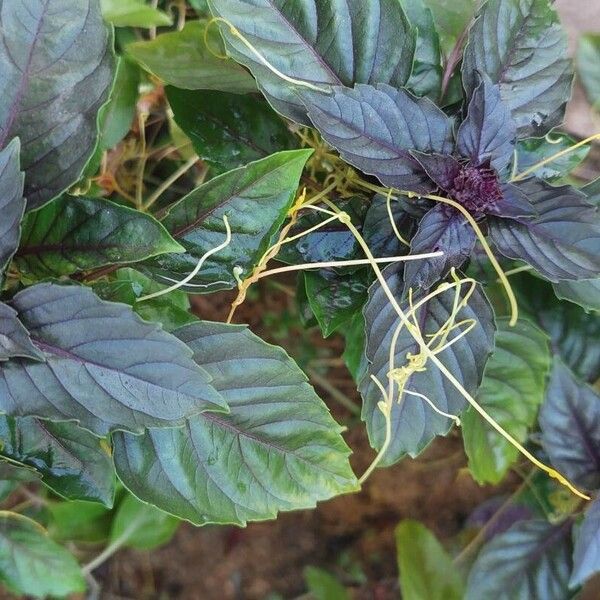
[0,0,598,597]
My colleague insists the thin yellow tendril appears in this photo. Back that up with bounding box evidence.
[137,216,232,302]
[385,187,409,246]
[511,132,600,182]
[348,178,519,327]
[206,17,330,93]
[318,200,588,499]
[423,193,519,326]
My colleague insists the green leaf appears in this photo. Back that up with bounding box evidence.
[462,318,550,485]
[101,0,172,27]
[571,497,600,589]
[167,86,297,171]
[127,21,255,93]
[488,179,600,282]
[342,312,367,384]
[0,462,39,503]
[0,512,85,598]
[552,278,600,313]
[110,494,179,550]
[278,197,366,266]
[99,58,140,151]
[516,135,590,183]
[515,274,600,383]
[577,34,600,108]
[396,520,464,600]
[360,266,495,463]
[462,0,572,137]
[539,360,600,491]
[0,416,115,506]
[94,268,195,331]
[48,500,111,543]
[0,139,25,277]
[208,0,416,123]
[305,269,369,338]
[0,283,226,436]
[15,195,183,278]
[402,0,443,99]
[143,149,311,293]
[0,0,114,209]
[0,302,43,361]
[465,519,572,600]
[304,566,350,600]
[423,0,477,55]
[302,84,453,192]
[114,321,358,526]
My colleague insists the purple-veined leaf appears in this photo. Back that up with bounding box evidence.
[402,204,476,294]
[515,274,600,383]
[143,149,311,293]
[0,302,43,362]
[457,74,516,173]
[488,178,600,281]
[539,360,600,491]
[462,0,573,137]
[360,265,495,463]
[208,0,416,124]
[0,416,115,506]
[571,496,600,589]
[114,321,358,526]
[466,519,573,600]
[0,283,226,436]
[0,0,114,209]
[15,195,184,278]
[0,139,25,277]
[302,84,453,193]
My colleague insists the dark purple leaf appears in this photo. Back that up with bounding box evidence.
[539,360,600,491]
[0,283,226,436]
[462,0,573,138]
[515,274,600,383]
[362,193,413,258]
[457,74,516,173]
[360,265,495,462]
[403,204,477,294]
[490,183,537,219]
[0,139,24,277]
[301,84,453,192]
[410,152,462,190]
[0,0,114,209]
[208,0,416,124]
[571,496,600,588]
[466,519,573,600]
[0,302,43,362]
[488,178,600,281]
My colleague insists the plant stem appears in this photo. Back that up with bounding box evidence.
[306,367,360,416]
[142,155,198,211]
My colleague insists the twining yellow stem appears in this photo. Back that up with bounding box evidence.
[422,193,519,326]
[386,187,409,246]
[511,132,600,182]
[137,216,232,302]
[320,200,589,499]
[256,253,443,279]
[350,179,519,326]
[207,17,329,93]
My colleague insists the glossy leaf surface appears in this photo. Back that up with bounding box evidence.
[114,321,358,525]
